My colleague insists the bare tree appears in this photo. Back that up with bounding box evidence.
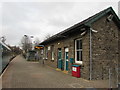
[34,37,40,46]
[21,35,32,53]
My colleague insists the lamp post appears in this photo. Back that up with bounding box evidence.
[23,35,33,52]
[30,36,34,50]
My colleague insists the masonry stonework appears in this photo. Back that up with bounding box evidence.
[91,14,119,81]
[43,29,90,79]
[40,7,120,84]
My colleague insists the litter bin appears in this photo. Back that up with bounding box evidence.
[72,65,81,78]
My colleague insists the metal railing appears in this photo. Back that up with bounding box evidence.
[109,67,119,88]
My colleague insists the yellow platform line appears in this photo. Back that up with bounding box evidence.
[56,68,61,71]
[62,70,68,74]
[47,66,90,83]
[55,68,68,74]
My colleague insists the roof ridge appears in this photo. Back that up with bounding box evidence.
[40,7,119,44]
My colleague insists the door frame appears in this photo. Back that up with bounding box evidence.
[57,48,62,69]
[64,48,69,71]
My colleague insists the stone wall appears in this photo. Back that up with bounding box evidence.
[43,28,90,80]
[118,22,120,84]
[41,14,119,81]
[91,14,119,81]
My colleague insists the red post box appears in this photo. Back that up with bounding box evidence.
[72,65,81,78]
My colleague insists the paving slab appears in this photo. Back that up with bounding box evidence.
[2,55,109,88]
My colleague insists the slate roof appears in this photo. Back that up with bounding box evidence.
[40,7,120,45]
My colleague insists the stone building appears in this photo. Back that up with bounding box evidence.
[40,7,120,86]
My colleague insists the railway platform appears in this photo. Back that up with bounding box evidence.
[2,55,109,88]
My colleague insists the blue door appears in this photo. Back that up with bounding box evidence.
[58,49,62,69]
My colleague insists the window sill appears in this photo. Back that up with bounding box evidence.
[75,61,83,65]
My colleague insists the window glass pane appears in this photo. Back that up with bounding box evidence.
[77,51,79,61]
[77,40,80,49]
[76,40,82,49]
[81,51,82,61]
[75,39,82,62]
[51,45,54,60]
[80,40,82,49]
[79,51,82,61]
[52,52,54,60]
[76,51,82,61]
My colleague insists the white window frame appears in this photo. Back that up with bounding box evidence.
[51,51,54,60]
[75,38,83,64]
[48,46,51,50]
[51,45,54,61]
[45,47,48,59]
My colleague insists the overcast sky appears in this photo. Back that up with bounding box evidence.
[0,0,119,46]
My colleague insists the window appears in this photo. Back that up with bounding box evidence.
[51,45,54,61]
[45,47,48,59]
[75,39,82,64]
[41,49,43,55]
[48,46,51,50]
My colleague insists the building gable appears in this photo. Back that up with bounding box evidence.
[40,7,120,45]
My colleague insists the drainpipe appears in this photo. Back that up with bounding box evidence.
[89,28,92,80]
[89,27,98,80]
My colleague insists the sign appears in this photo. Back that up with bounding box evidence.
[72,67,77,72]
[35,46,43,49]
[48,46,50,50]
[35,45,44,49]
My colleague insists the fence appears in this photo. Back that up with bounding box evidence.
[109,67,119,88]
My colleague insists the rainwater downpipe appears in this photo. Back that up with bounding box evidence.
[89,27,98,80]
[89,28,92,80]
